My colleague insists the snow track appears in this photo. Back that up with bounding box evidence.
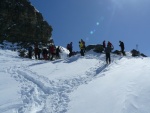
[1,50,124,113]
[5,56,115,113]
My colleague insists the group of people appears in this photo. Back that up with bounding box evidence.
[103,40,125,64]
[28,39,125,64]
[28,43,61,60]
[66,39,125,65]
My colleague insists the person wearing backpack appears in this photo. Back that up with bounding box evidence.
[107,41,114,51]
[67,42,73,57]
[119,41,125,56]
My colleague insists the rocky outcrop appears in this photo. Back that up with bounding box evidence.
[86,44,104,53]
[0,0,53,44]
[131,49,147,57]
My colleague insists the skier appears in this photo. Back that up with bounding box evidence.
[105,44,111,64]
[119,41,125,56]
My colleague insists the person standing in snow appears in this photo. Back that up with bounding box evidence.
[107,41,114,52]
[42,47,48,60]
[81,39,86,53]
[34,43,39,59]
[107,41,114,49]
[49,44,56,60]
[67,42,73,57]
[28,46,33,59]
[79,41,84,56]
[56,46,61,59]
[105,44,112,64]
[119,41,125,56]
[103,40,106,49]
[102,40,106,52]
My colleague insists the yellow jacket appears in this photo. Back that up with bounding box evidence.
[79,42,84,49]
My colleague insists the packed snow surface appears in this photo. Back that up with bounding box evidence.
[0,49,150,113]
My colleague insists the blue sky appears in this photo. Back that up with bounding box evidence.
[30,0,150,56]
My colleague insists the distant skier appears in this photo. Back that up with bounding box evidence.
[119,41,125,56]
[105,44,112,64]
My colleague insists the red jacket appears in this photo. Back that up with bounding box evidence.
[50,46,55,54]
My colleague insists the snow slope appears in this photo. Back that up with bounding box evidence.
[0,49,150,113]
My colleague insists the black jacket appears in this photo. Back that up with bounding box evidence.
[105,46,111,53]
[119,42,124,49]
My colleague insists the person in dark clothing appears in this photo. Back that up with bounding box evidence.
[103,40,106,49]
[56,46,61,59]
[68,42,73,57]
[28,46,33,59]
[105,44,111,64]
[42,48,48,60]
[102,40,106,52]
[107,41,114,49]
[38,48,41,59]
[119,41,125,56]
[49,45,56,60]
[34,44,39,59]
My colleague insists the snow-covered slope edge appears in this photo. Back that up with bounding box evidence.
[0,49,150,113]
[67,57,150,113]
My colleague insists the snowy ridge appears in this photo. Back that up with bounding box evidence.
[0,49,150,113]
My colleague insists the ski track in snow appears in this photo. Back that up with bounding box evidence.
[3,53,124,113]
